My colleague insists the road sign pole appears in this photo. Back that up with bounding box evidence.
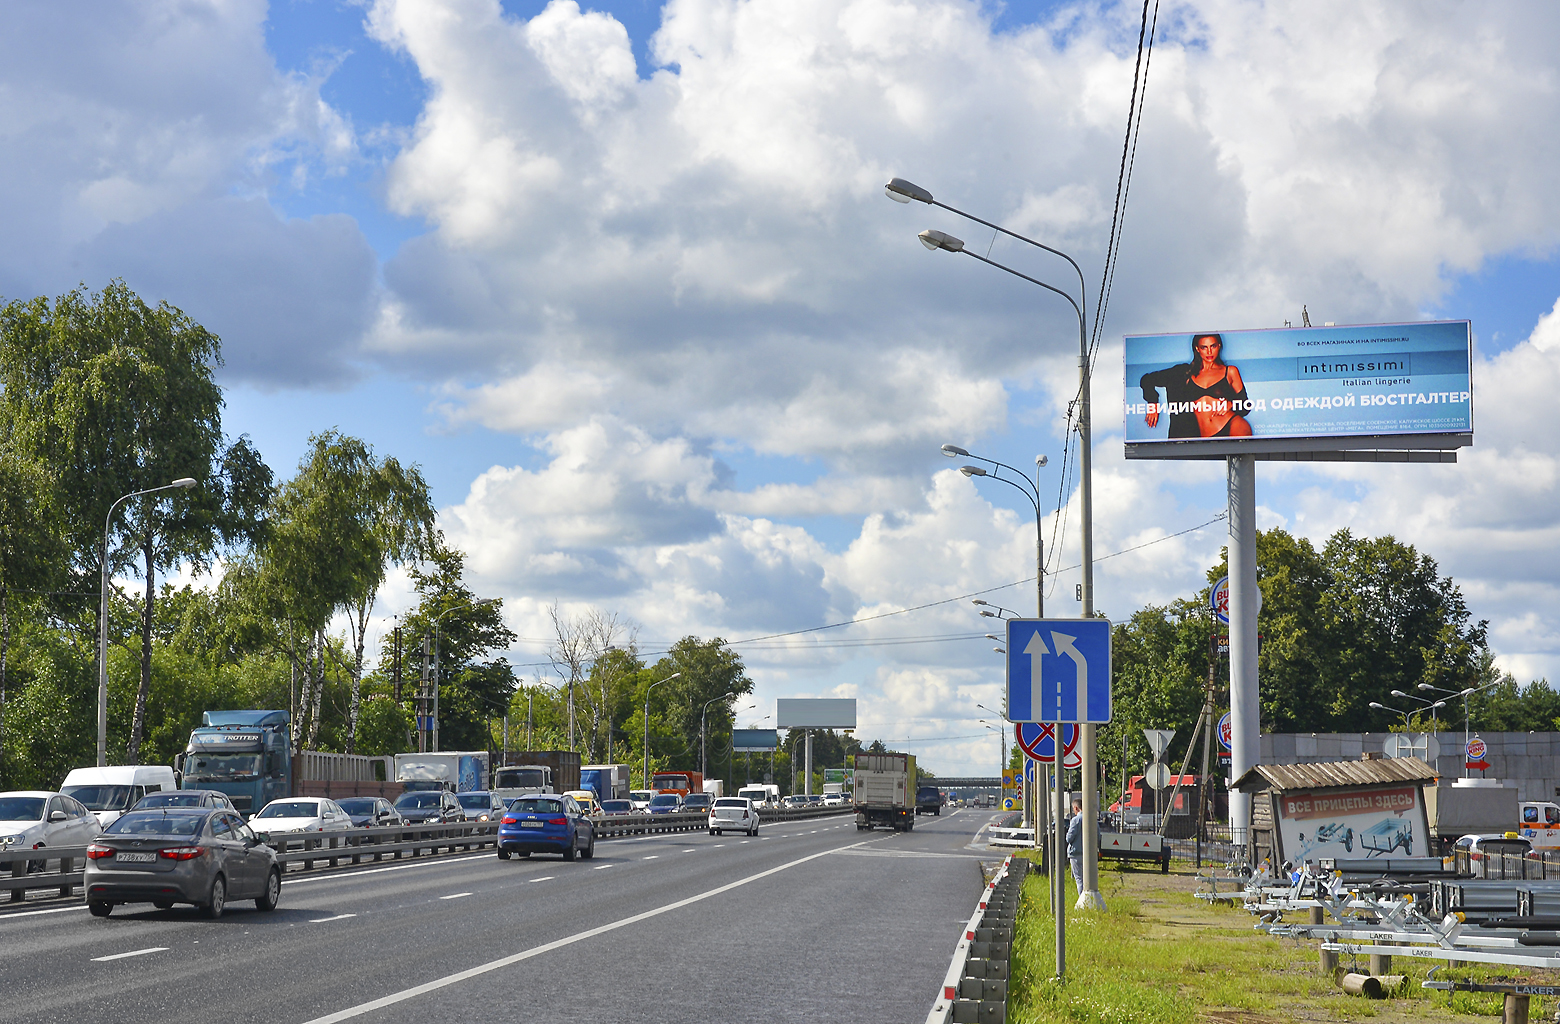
[1055,716,1066,978]
[1227,455,1260,865]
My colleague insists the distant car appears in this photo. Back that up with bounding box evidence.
[132,790,238,814]
[599,799,635,816]
[337,797,404,828]
[646,793,683,815]
[916,786,943,816]
[781,795,805,809]
[497,795,595,861]
[84,808,280,918]
[629,790,654,812]
[563,791,602,817]
[822,793,846,807]
[0,792,101,861]
[394,790,467,824]
[250,798,353,834]
[683,793,715,814]
[1453,833,1536,877]
[456,791,507,823]
[709,797,759,837]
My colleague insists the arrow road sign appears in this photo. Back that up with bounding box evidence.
[1005,618,1113,724]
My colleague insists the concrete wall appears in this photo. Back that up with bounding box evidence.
[1262,732,1560,805]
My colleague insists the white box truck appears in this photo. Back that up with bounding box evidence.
[854,752,915,832]
[392,751,491,793]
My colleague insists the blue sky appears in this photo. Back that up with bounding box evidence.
[6,0,1559,772]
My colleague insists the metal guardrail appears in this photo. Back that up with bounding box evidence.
[2,845,86,899]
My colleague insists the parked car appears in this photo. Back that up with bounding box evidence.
[563,790,602,817]
[1453,833,1536,877]
[0,792,101,860]
[250,798,353,834]
[456,791,507,823]
[84,808,280,918]
[683,793,715,814]
[646,793,683,815]
[709,797,759,837]
[337,797,404,828]
[132,789,238,813]
[497,794,595,861]
[394,790,468,824]
[599,799,635,816]
[628,789,654,812]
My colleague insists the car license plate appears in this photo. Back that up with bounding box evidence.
[520,821,544,828]
[117,852,156,863]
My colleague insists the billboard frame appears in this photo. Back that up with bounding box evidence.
[776,698,857,729]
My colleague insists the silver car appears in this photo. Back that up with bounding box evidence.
[0,791,102,862]
[85,809,281,918]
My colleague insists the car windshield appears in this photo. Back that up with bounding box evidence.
[630,791,652,802]
[337,799,376,814]
[186,752,261,778]
[601,800,632,813]
[0,797,45,822]
[457,794,492,809]
[396,792,442,809]
[510,799,563,815]
[649,795,679,807]
[139,792,204,807]
[106,811,205,836]
[714,798,746,808]
[255,801,319,819]
[62,785,134,811]
[685,794,711,804]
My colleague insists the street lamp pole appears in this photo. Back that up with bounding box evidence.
[644,671,681,790]
[701,691,737,780]
[98,478,197,767]
[1421,680,1494,778]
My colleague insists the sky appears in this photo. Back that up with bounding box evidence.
[4,0,1558,775]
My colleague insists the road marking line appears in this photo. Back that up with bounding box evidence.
[529,876,555,883]
[642,855,658,860]
[0,904,89,922]
[713,844,724,848]
[309,914,358,924]
[682,849,696,853]
[740,840,750,844]
[439,893,472,900]
[299,838,881,1024]
[593,864,613,870]
[91,947,168,962]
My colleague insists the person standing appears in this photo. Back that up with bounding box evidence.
[1066,797,1085,894]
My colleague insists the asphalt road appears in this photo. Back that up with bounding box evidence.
[0,808,1004,1023]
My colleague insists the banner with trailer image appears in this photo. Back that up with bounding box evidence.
[1273,783,1431,865]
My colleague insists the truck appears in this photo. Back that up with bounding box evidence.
[737,783,780,807]
[580,764,632,803]
[854,751,916,831]
[177,710,394,816]
[492,751,582,803]
[703,779,724,799]
[650,769,703,797]
[392,751,491,793]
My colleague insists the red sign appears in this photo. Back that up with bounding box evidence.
[1015,723,1079,763]
[1277,784,1417,822]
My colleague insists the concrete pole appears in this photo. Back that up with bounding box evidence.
[1078,328,1103,911]
[804,730,813,795]
[1227,455,1260,862]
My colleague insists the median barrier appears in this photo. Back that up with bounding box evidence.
[926,855,1029,1024]
[258,821,499,870]
[1,845,86,900]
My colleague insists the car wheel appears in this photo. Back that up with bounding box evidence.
[564,838,577,862]
[88,901,112,917]
[203,875,226,920]
[749,825,758,837]
[497,849,512,860]
[256,869,281,911]
[582,835,595,861]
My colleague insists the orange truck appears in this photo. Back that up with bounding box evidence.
[650,770,704,796]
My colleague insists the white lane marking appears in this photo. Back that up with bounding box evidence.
[593,864,613,870]
[528,876,555,883]
[0,904,89,922]
[310,914,358,923]
[91,946,168,962]
[299,838,880,1024]
[439,893,472,900]
[642,855,658,860]
[713,844,724,848]
[682,849,695,853]
[740,840,750,844]
[281,851,496,887]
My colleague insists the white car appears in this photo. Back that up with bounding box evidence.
[0,791,102,855]
[709,797,760,837]
[629,790,654,812]
[823,793,846,807]
[250,797,352,834]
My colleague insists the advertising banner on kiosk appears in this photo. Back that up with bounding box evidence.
[1123,320,1472,458]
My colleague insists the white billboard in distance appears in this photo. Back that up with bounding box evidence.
[776,698,857,729]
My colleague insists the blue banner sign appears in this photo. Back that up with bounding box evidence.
[1123,320,1472,454]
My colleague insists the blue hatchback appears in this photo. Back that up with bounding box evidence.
[498,795,595,861]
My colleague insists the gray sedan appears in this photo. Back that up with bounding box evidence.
[84,809,280,918]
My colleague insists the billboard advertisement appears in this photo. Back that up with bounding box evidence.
[732,729,779,752]
[776,698,857,729]
[1272,782,1430,865]
[1123,320,1471,457]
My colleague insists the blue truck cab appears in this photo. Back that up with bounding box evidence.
[176,710,292,817]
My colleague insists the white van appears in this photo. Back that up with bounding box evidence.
[60,765,179,827]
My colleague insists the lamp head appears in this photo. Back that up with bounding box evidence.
[979,610,996,618]
[993,647,1005,654]
[919,228,964,252]
[1368,702,1385,710]
[960,465,987,477]
[1417,683,1435,691]
[884,177,933,204]
[172,477,197,488]
[1390,690,1408,698]
[972,599,989,606]
[941,443,970,458]
[1036,454,1048,467]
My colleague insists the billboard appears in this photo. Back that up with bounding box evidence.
[732,729,779,752]
[776,698,857,729]
[1272,782,1430,865]
[1123,320,1472,457]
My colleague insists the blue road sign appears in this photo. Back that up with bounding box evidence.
[1005,618,1113,723]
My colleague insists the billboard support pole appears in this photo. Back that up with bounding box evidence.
[1227,455,1260,865]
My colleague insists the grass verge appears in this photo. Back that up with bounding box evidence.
[1003,854,1560,1023]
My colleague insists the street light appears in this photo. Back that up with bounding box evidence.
[429,598,500,753]
[972,599,1021,620]
[1420,680,1496,777]
[643,671,681,790]
[98,478,197,766]
[701,690,738,779]
[1369,701,1417,731]
[1390,689,1446,732]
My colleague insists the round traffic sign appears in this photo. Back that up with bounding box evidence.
[1143,762,1171,790]
[1015,722,1080,763]
[1002,796,1016,810]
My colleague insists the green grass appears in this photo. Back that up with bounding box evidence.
[1002,855,1558,1023]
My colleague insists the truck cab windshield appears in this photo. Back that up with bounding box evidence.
[188,753,261,778]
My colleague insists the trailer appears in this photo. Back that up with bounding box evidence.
[854,751,915,831]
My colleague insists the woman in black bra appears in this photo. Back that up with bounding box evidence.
[1138,333,1252,438]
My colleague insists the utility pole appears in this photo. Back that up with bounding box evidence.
[418,635,431,753]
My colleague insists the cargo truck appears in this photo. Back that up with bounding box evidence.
[737,783,780,807]
[492,751,582,803]
[854,751,916,831]
[580,764,632,803]
[178,710,394,816]
[651,769,703,797]
[393,751,491,793]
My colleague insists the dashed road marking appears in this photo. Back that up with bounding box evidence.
[92,947,168,962]
[309,914,357,924]
[439,893,472,900]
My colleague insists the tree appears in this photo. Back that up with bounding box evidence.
[648,638,753,776]
[0,281,272,763]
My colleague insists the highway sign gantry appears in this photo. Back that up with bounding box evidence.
[1004,618,1113,724]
